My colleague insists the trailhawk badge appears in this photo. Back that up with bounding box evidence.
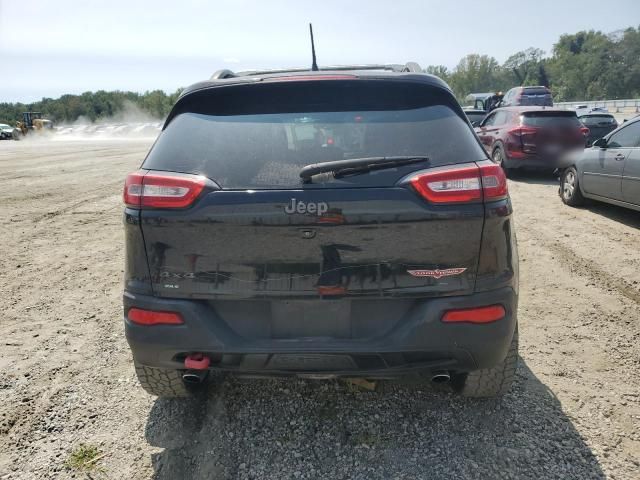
[285,198,328,216]
[407,268,467,279]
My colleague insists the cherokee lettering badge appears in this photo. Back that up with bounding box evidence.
[407,268,467,279]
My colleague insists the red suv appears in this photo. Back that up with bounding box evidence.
[475,107,588,174]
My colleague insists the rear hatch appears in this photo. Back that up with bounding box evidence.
[518,110,586,156]
[518,87,553,107]
[135,78,490,300]
[578,114,618,143]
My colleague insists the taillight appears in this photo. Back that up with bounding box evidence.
[442,304,506,324]
[123,171,146,207]
[127,308,184,326]
[408,163,508,204]
[508,126,538,137]
[479,163,509,200]
[580,126,590,137]
[123,171,206,209]
[409,165,482,203]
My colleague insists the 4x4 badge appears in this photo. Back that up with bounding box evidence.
[407,268,467,279]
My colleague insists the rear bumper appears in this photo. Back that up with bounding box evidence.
[124,287,517,377]
[503,153,569,170]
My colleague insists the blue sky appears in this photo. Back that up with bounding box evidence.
[1,0,638,103]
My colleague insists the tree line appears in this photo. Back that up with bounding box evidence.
[1,26,638,126]
[0,89,182,126]
[427,26,640,102]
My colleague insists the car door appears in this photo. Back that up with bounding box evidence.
[621,122,640,205]
[476,111,497,152]
[477,111,507,154]
[582,122,640,201]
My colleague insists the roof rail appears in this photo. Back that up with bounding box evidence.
[210,69,236,80]
[221,62,423,78]
[402,62,423,73]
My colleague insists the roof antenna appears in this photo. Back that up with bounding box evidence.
[309,23,319,71]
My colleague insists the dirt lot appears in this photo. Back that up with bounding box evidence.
[1,139,639,479]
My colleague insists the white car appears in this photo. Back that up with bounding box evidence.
[0,123,19,140]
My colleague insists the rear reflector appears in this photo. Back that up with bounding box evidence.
[408,163,508,204]
[317,285,347,296]
[124,171,206,209]
[442,305,506,324]
[127,308,184,326]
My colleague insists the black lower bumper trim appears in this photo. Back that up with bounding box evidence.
[124,287,518,374]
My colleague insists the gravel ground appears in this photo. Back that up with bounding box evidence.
[0,139,639,479]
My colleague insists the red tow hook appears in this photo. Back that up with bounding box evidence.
[184,353,210,370]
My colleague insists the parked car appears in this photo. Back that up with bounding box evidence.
[123,64,519,399]
[576,109,618,146]
[0,123,19,140]
[559,116,640,211]
[500,86,553,107]
[463,107,487,126]
[475,107,588,174]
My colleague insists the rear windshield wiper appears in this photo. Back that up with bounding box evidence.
[300,156,429,183]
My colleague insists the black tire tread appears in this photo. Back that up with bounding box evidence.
[492,144,513,178]
[457,330,518,398]
[560,167,585,207]
[135,364,191,398]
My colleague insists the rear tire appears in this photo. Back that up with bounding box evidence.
[135,363,206,398]
[560,167,585,206]
[492,145,512,178]
[453,329,518,398]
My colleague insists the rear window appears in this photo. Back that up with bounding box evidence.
[579,114,617,127]
[518,88,553,106]
[521,111,580,128]
[521,87,550,95]
[144,81,486,189]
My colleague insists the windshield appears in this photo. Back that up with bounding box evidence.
[144,103,485,189]
[0,124,11,129]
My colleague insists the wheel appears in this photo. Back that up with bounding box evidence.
[134,363,206,398]
[492,145,513,177]
[453,329,518,398]
[560,167,585,206]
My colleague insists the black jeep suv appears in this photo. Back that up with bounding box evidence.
[123,63,519,398]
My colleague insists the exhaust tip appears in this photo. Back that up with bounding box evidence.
[431,371,451,384]
[182,371,206,385]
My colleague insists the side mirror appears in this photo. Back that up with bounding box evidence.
[593,137,608,148]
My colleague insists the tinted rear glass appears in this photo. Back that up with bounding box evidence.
[144,81,486,189]
[579,114,617,127]
[522,87,550,95]
[521,111,580,127]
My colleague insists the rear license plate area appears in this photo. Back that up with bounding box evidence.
[271,300,351,338]
[268,354,356,371]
